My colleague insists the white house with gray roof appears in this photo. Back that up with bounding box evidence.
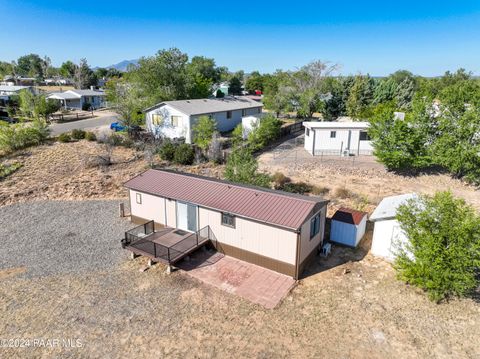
[47,89,106,110]
[144,97,263,143]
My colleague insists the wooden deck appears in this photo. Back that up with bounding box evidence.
[125,227,210,265]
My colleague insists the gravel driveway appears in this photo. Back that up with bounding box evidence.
[0,200,133,278]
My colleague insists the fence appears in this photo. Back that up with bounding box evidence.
[280,121,304,137]
[49,111,95,122]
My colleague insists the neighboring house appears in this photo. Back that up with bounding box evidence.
[330,208,367,248]
[123,169,329,279]
[303,121,373,156]
[47,89,106,110]
[0,85,34,108]
[369,193,418,261]
[0,85,34,97]
[144,97,263,143]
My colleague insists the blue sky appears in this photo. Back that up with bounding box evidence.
[1,1,480,76]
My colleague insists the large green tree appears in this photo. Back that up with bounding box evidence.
[395,191,480,302]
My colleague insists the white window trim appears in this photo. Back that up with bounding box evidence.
[136,193,142,204]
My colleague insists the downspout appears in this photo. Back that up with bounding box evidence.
[294,228,302,280]
[164,197,167,226]
[311,129,316,156]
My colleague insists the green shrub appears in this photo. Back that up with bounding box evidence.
[82,102,92,111]
[224,146,271,188]
[58,133,71,143]
[395,191,480,302]
[248,114,282,151]
[0,162,22,180]
[272,172,290,189]
[192,116,216,152]
[85,131,96,141]
[158,141,177,162]
[281,182,312,194]
[173,143,195,165]
[71,129,86,140]
[0,120,50,153]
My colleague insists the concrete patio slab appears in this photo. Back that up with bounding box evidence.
[177,250,296,309]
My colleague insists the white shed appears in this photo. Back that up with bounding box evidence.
[330,208,367,247]
[241,113,265,139]
[303,121,373,156]
[369,193,418,261]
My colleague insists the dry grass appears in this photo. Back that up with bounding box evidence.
[334,186,353,199]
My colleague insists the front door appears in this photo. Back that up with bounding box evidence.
[176,202,198,232]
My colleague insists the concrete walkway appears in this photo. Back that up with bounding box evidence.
[178,251,296,309]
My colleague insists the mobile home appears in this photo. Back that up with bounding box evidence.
[123,169,329,279]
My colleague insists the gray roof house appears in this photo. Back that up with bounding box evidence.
[144,97,263,143]
[47,89,106,110]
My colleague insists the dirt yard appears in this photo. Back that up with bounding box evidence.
[0,237,479,358]
[0,140,479,358]
[258,136,480,214]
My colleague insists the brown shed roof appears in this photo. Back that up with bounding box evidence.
[331,207,367,225]
[124,169,328,231]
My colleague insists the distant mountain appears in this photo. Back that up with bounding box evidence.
[98,59,139,72]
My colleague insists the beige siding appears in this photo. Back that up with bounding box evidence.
[198,207,297,265]
[129,190,165,224]
[299,206,326,263]
[165,198,177,228]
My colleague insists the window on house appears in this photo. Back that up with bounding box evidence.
[359,131,371,141]
[152,114,163,126]
[221,213,235,228]
[330,131,336,138]
[136,193,142,204]
[171,115,181,127]
[226,111,232,119]
[242,109,247,116]
[310,214,320,239]
[306,128,310,136]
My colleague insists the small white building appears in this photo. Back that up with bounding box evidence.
[303,121,373,156]
[369,193,418,261]
[330,208,367,247]
[241,112,266,139]
[144,97,263,143]
[47,89,106,110]
[0,85,34,97]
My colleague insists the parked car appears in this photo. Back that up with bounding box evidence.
[110,122,125,132]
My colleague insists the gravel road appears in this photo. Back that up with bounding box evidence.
[0,200,133,278]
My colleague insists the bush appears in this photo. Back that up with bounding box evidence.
[224,146,271,188]
[311,185,329,195]
[85,131,96,141]
[71,129,86,140]
[0,120,50,153]
[334,186,352,199]
[0,162,22,180]
[281,182,313,194]
[58,133,71,143]
[395,191,480,302]
[192,116,217,152]
[173,143,195,165]
[272,172,290,189]
[82,102,92,111]
[158,141,177,162]
[248,114,282,151]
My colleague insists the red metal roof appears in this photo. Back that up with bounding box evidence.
[124,169,327,230]
[331,207,367,225]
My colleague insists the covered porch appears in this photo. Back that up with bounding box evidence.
[121,221,216,265]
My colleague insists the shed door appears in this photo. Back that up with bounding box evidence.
[177,202,197,232]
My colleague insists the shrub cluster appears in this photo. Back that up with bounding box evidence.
[0,162,22,180]
[0,120,50,153]
[58,133,71,143]
[158,141,195,165]
[71,129,86,140]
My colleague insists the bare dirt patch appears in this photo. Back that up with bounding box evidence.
[258,140,480,214]
[0,141,147,206]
